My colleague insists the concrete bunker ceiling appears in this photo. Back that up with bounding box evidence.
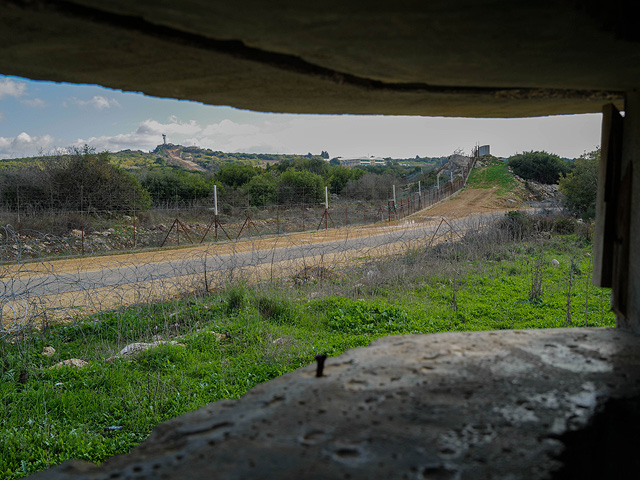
[0,0,634,118]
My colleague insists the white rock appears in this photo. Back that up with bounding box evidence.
[50,359,88,369]
[42,346,56,357]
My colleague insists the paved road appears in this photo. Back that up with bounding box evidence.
[4,212,504,300]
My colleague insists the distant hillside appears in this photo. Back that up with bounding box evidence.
[113,145,327,173]
[0,145,329,173]
[0,145,451,175]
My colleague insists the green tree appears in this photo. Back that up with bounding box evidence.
[0,146,151,212]
[216,164,258,188]
[277,168,323,204]
[508,151,572,184]
[328,166,365,195]
[558,148,600,219]
[51,146,152,211]
[247,174,277,207]
[139,169,215,204]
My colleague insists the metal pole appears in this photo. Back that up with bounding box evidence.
[325,187,329,230]
[16,184,21,239]
[80,185,84,255]
[213,184,219,240]
[214,184,218,216]
[133,187,137,251]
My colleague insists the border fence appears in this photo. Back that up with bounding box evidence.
[0,158,476,261]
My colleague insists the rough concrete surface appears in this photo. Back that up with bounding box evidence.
[29,328,640,479]
[0,1,631,117]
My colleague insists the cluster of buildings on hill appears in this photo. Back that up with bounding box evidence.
[334,145,491,168]
[334,156,387,167]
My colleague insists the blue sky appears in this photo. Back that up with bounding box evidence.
[0,75,602,160]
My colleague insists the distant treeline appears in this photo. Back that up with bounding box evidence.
[0,147,437,212]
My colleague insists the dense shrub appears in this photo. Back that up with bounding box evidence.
[499,210,532,240]
[558,148,599,219]
[247,174,277,207]
[277,169,323,204]
[216,164,259,188]
[508,151,572,184]
[139,169,216,205]
[0,146,151,212]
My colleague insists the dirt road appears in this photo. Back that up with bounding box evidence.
[1,187,516,328]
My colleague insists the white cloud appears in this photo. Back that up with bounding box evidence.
[76,118,204,151]
[68,95,121,110]
[67,113,602,159]
[73,117,325,155]
[21,98,48,108]
[0,78,27,99]
[136,118,201,137]
[201,119,261,137]
[0,132,57,157]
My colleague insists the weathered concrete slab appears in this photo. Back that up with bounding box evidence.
[0,2,630,117]
[29,328,640,479]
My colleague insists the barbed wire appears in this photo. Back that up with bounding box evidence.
[1,209,515,337]
[0,159,486,336]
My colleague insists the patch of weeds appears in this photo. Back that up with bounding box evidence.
[500,211,532,240]
[529,251,545,303]
[553,217,576,234]
[135,344,188,372]
[320,297,411,335]
[224,284,248,314]
[256,295,294,322]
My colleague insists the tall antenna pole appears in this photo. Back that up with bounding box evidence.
[162,134,167,145]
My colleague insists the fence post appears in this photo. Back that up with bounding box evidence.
[80,185,85,255]
[16,184,21,240]
[132,186,137,252]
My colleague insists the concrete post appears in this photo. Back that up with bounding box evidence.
[619,91,640,331]
[213,184,218,216]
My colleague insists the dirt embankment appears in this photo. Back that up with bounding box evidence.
[411,186,517,221]
[165,147,206,172]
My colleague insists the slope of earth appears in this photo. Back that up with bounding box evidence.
[411,157,527,220]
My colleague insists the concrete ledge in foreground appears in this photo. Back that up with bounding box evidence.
[29,328,640,479]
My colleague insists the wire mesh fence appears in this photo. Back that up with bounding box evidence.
[0,169,472,260]
[0,210,504,338]
[0,159,482,336]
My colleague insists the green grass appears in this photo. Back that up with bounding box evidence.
[466,158,519,196]
[0,225,615,479]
